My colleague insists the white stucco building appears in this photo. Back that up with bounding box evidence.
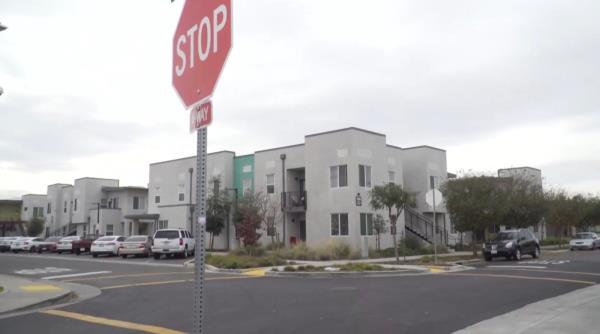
[148,127,455,251]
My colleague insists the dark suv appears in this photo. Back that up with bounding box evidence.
[483,229,540,261]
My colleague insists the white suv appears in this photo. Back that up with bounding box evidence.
[151,229,195,259]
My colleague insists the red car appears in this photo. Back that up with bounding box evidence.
[72,235,100,255]
[36,236,63,253]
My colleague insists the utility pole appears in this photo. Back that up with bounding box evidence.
[280,154,286,246]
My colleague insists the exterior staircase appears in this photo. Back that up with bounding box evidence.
[404,206,435,244]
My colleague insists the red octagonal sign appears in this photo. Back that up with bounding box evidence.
[173,0,232,109]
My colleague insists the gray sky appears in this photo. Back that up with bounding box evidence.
[1,0,599,198]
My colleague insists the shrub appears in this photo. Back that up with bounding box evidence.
[337,263,386,271]
[229,245,266,257]
[283,266,296,272]
[206,254,284,269]
[540,237,564,246]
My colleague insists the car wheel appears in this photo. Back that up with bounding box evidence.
[533,247,540,258]
[92,253,98,258]
[153,253,161,260]
[121,254,127,259]
[38,248,43,254]
[514,248,522,261]
[75,248,81,255]
[57,251,62,254]
[484,254,492,262]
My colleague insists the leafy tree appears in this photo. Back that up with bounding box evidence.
[27,218,44,237]
[545,190,589,246]
[369,183,414,263]
[233,192,266,252]
[442,175,508,256]
[206,178,231,249]
[582,197,600,229]
[373,214,387,252]
[502,177,546,229]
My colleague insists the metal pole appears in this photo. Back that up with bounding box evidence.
[189,167,194,235]
[193,127,207,334]
[280,154,286,246]
[433,184,438,264]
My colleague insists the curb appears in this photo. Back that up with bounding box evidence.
[0,289,76,317]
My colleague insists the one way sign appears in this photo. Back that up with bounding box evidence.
[189,100,212,133]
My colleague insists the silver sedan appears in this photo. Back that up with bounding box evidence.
[119,235,153,258]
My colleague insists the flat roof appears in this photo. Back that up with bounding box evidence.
[305,127,386,138]
[498,166,541,172]
[0,200,22,205]
[74,177,119,182]
[234,153,255,159]
[150,151,235,166]
[254,143,304,154]
[386,144,402,150]
[102,186,148,192]
[21,194,47,197]
[402,145,446,152]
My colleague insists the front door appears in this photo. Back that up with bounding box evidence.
[139,222,148,236]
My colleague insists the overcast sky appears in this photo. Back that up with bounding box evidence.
[1,0,599,199]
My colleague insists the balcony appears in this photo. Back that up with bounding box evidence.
[284,191,306,212]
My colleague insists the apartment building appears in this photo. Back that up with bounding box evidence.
[20,194,46,222]
[43,177,150,238]
[149,127,454,251]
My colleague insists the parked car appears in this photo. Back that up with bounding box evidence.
[36,236,63,253]
[0,237,22,253]
[57,236,81,254]
[91,236,126,257]
[72,234,101,255]
[570,232,599,250]
[151,229,195,259]
[483,229,540,261]
[119,235,153,258]
[10,237,44,253]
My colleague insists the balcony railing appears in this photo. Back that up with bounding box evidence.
[283,191,306,212]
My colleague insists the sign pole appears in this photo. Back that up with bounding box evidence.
[431,177,438,264]
[194,127,207,334]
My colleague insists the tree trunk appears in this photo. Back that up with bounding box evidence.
[210,232,215,250]
[393,232,399,264]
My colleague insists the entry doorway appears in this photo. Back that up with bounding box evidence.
[299,220,306,241]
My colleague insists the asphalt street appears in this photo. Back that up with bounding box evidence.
[1,249,599,333]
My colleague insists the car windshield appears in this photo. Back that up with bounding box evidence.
[575,233,595,240]
[97,236,116,241]
[494,232,519,240]
[155,231,180,239]
[125,236,147,242]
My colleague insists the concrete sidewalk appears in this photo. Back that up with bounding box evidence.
[455,284,600,333]
[0,274,74,316]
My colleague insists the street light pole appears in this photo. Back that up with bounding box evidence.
[189,167,194,235]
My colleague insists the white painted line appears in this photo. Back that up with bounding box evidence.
[487,265,547,269]
[42,271,112,280]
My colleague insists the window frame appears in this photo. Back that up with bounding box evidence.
[360,213,374,236]
[330,165,348,188]
[330,213,349,236]
[266,174,275,194]
[359,164,372,188]
[133,196,140,210]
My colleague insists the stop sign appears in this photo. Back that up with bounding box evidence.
[173,0,232,108]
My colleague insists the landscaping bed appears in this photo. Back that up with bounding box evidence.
[206,254,286,269]
[384,254,479,266]
[272,263,394,273]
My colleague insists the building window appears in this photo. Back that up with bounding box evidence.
[106,224,114,236]
[74,199,78,211]
[331,213,349,236]
[242,179,252,195]
[33,207,43,218]
[158,220,168,229]
[266,174,275,194]
[133,197,140,210]
[330,165,348,188]
[360,213,374,236]
[388,171,395,184]
[179,193,185,201]
[359,165,372,188]
[63,201,67,213]
[155,196,160,204]
[24,207,28,212]
[47,203,51,214]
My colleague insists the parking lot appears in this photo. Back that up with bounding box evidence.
[0,248,599,333]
